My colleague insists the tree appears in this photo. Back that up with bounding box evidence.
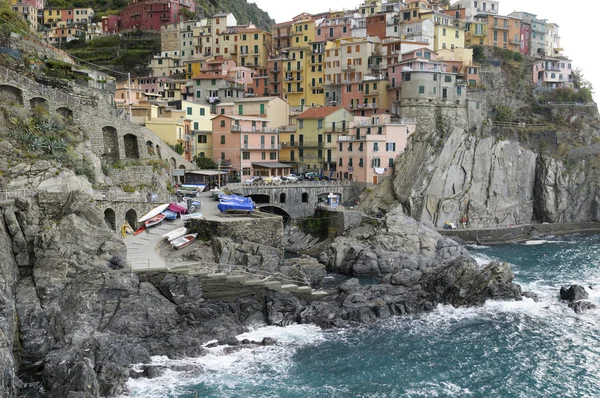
[170,143,183,155]
[178,8,197,22]
[194,156,216,169]
[572,68,594,91]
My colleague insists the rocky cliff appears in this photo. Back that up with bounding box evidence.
[0,192,523,397]
[390,51,600,228]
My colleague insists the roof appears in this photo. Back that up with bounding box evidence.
[251,162,293,169]
[296,106,346,120]
[234,96,280,103]
[273,20,293,27]
[186,170,228,176]
[212,115,269,122]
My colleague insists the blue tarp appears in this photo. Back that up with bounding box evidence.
[0,47,21,60]
[217,201,254,213]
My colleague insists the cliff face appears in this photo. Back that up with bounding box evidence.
[391,52,600,228]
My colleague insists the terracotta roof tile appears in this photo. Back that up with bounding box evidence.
[296,106,346,119]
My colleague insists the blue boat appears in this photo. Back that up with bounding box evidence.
[217,200,255,213]
[218,194,252,203]
[161,209,178,220]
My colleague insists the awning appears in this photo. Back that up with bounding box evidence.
[186,170,229,176]
[251,162,293,169]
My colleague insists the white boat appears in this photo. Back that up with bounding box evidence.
[138,203,170,223]
[210,188,222,199]
[524,240,548,245]
[181,212,203,221]
[162,227,187,241]
[171,233,198,249]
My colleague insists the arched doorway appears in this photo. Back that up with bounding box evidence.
[0,85,23,105]
[104,208,116,231]
[170,157,176,168]
[301,192,309,203]
[280,193,286,203]
[30,97,49,112]
[102,126,119,160]
[124,134,140,159]
[125,209,138,230]
[146,140,155,156]
[57,107,73,121]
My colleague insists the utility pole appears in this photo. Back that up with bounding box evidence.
[127,72,132,122]
[217,158,221,187]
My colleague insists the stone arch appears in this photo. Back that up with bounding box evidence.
[170,157,176,168]
[102,126,119,160]
[280,193,286,203]
[301,192,309,203]
[125,209,138,230]
[104,208,116,231]
[258,205,291,224]
[124,133,140,159]
[146,140,155,156]
[30,97,49,112]
[0,84,23,105]
[247,194,270,204]
[156,145,162,159]
[178,164,186,169]
[56,107,73,121]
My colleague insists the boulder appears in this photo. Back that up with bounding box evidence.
[560,285,589,302]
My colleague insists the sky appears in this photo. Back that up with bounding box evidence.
[251,0,599,102]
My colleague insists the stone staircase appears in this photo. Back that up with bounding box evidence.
[136,262,329,298]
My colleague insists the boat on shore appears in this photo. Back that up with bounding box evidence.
[161,209,178,220]
[138,203,169,223]
[161,227,187,241]
[171,233,198,249]
[181,212,203,221]
[145,214,166,228]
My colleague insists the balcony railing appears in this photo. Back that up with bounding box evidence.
[242,144,282,150]
[364,90,379,96]
[205,96,220,104]
[281,142,298,148]
[325,125,348,133]
[232,125,267,133]
[299,141,324,148]
[338,135,367,141]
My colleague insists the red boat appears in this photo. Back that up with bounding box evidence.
[170,233,197,250]
[144,214,166,228]
[133,225,146,236]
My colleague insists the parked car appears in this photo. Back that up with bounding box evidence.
[244,176,263,185]
[282,174,299,183]
[304,172,320,180]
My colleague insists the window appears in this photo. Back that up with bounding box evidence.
[193,122,199,130]
[359,158,364,167]
[242,152,250,159]
[403,73,411,81]
[348,143,353,151]
[301,192,309,203]
[270,152,277,160]
[419,85,425,94]
[373,143,379,151]
[200,108,205,116]
[211,79,216,86]
[348,158,353,167]
[260,104,265,114]
[338,157,343,166]
[443,28,446,36]
[386,142,396,151]
[220,120,225,127]
[186,107,192,115]
[220,135,225,144]
[261,152,266,160]
[389,158,394,167]
[299,120,304,129]
[198,135,207,143]
[280,193,286,203]
[238,105,243,115]
[318,119,323,129]
[372,158,381,167]
[327,134,332,143]
[444,76,452,82]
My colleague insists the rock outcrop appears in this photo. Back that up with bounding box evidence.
[325,206,469,276]
[560,284,597,313]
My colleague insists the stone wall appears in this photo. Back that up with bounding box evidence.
[9,34,75,65]
[190,215,284,249]
[108,166,162,188]
[95,200,160,232]
[323,208,367,235]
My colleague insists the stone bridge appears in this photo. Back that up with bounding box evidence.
[226,181,359,219]
[0,64,193,171]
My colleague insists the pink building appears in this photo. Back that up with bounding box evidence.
[16,0,44,9]
[211,114,289,181]
[102,15,120,34]
[533,57,573,89]
[315,17,352,41]
[337,115,415,184]
[119,0,195,32]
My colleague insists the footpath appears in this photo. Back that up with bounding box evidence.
[440,221,600,245]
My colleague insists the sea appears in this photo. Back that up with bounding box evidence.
[124,233,600,397]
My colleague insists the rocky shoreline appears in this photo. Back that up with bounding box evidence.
[0,192,526,398]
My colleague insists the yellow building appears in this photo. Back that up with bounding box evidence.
[231,27,272,68]
[184,101,214,160]
[420,11,465,51]
[290,106,354,173]
[465,20,488,46]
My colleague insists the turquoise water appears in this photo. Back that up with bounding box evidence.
[126,234,600,397]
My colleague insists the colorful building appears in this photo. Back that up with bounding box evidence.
[290,106,353,173]
[419,11,465,51]
[118,0,195,32]
[532,57,573,89]
[337,115,415,184]
[211,114,286,181]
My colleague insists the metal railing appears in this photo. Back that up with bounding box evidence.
[227,180,352,189]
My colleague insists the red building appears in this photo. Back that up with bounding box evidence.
[366,14,386,39]
[119,0,195,32]
[102,15,120,34]
[520,21,531,55]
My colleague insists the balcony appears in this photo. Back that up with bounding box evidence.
[287,87,304,93]
[477,7,498,14]
[217,159,232,167]
[342,65,356,72]
[309,55,323,64]
[232,125,268,133]
[338,135,366,141]
[286,65,304,72]
[281,141,298,148]
[364,90,379,96]
[205,96,220,104]
[492,23,509,31]
[325,125,348,133]
[299,141,324,148]
[242,144,282,150]
[285,75,303,82]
